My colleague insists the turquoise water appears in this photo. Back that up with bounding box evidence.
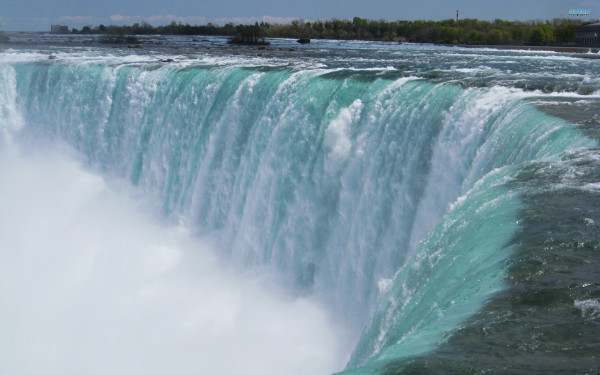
[1,40,599,374]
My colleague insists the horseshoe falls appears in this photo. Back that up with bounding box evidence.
[1,39,600,375]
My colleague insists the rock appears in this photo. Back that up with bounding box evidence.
[127,44,143,49]
[574,54,600,59]
[297,38,310,44]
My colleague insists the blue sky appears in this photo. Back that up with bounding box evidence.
[1,0,598,31]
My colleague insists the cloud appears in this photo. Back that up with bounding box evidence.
[147,14,181,22]
[110,14,142,22]
[212,15,298,25]
[110,14,126,21]
[111,14,300,26]
[260,15,298,24]
[146,14,211,24]
[59,15,94,24]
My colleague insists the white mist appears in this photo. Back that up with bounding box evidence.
[0,141,347,375]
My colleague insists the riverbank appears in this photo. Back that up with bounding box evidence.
[459,43,599,54]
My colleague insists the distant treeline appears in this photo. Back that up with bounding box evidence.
[73,17,597,45]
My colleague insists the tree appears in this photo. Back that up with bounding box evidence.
[529,23,553,45]
[466,29,484,44]
[228,24,269,45]
[485,28,511,44]
[440,26,460,43]
[554,23,575,44]
[66,17,587,46]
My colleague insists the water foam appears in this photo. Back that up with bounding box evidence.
[575,299,600,320]
[324,99,362,173]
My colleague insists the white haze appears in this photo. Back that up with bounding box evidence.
[0,140,348,375]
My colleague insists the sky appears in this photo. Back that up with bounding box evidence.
[0,0,598,31]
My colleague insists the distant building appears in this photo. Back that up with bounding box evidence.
[50,25,69,34]
[575,22,600,47]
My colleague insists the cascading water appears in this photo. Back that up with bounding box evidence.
[1,39,599,374]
